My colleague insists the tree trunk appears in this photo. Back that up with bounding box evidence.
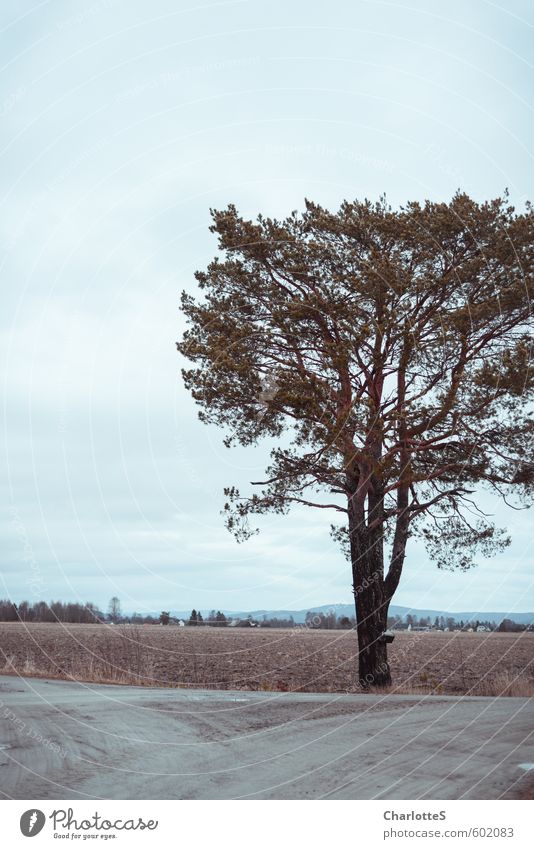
[354,585,390,687]
[349,499,392,688]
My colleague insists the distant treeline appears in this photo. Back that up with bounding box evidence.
[0,599,103,623]
[0,599,168,625]
[0,600,531,632]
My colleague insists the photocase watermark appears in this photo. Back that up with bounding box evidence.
[354,660,391,690]
[0,86,26,118]
[353,569,381,597]
[19,807,159,838]
[1,185,55,254]
[0,700,68,760]
[423,143,465,186]
[264,142,394,173]
[289,609,351,637]
[289,612,324,635]
[53,139,109,188]
[174,434,203,489]
[256,373,280,420]
[55,0,117,30]
[20,809,46,837]
[286,574,383,638]
[50,807,158,833]
[8,505,45,598]
[57,310,82,435]
[116,57,261,102]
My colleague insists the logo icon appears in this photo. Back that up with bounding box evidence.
[20,810,46,837]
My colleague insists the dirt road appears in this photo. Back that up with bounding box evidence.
[0,675,532,799]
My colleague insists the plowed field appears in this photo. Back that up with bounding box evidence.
[1,623,532,695]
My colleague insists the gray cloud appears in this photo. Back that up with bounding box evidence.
[1,0,533,614]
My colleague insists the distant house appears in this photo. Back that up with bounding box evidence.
[228,617,260,628]
[177,619,185,627]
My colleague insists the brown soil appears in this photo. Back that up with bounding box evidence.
[0,623,532,695]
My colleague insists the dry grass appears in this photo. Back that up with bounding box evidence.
[371,670,534,698]
[0,623,532,696]
[467,671,534,698]
[0,625,157,686]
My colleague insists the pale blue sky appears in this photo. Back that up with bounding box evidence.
[1,0,533,614]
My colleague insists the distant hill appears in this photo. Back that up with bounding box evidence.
[138,603,534,626]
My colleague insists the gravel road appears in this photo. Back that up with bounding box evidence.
[0,675,532,799]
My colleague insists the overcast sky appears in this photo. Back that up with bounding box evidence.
[1,0,533,616]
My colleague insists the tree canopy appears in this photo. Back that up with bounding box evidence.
[178,193,533,685]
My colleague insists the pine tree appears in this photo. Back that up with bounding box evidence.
[179,194,533,685]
